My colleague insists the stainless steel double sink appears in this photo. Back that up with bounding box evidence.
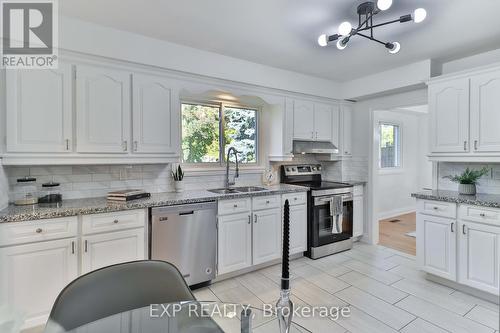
[208,186,267,194]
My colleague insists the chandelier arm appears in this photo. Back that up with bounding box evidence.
[357,16,410,33]
[356,11,375,31]
[356,33,387,46]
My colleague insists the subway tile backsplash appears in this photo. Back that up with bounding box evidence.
[438,162,500,194]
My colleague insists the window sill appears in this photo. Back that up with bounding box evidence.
[182,165,266,177]
[378,168,404,176]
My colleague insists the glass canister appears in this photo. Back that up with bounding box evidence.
[13,177,38,205]
[38,181,62,204]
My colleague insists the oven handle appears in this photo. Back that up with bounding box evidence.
[314,194,352,206]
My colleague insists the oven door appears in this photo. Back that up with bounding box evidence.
[311,194,353,247]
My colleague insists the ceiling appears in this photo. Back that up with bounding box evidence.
[60,0,500,82]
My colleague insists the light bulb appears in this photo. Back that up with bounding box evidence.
[338,22,352,36]
[377,0,392,11]
[387,42,401,54]
[336,38,348,50]
[414,8,427,23]
[318,34,328,47]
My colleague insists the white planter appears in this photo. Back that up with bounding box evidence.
[174,181,184,193]
[459,183,476,195]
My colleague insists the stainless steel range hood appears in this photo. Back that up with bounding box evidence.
[293,140,339,155]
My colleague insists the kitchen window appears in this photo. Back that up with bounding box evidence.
[379,123,401,169]
[181,102,258,165]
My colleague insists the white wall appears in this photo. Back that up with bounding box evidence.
[374,110,428,220]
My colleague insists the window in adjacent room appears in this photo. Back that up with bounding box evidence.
[379,123,401,168]
[181,103,257,165]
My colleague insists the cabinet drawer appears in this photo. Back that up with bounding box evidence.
[82,209,146,235]
[417,200,456,218]
[353,185,364,196]
[0,217,78,247]
[252,195,280,211]
[282,192,307,206]
[218,198,251,216]
[459,205,500,225]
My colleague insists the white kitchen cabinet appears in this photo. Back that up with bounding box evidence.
[0,238,78,328]
[293,100,315,140]
[416,213,456,281]
[288,204,307,254]
[470,70,500,153]
[458,221,500,295]
[252,208,281,265]
[132,73,178,154]
[76,65,131,153]
[6,63,73,153]
[429,78,470,154]
[81,228,145,274]
[313,103,333,142]
[217,213,252,274]
[340,105,352,156]
[353,196,364,238]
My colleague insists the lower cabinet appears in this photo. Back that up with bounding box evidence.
[416,213,457,281]
[252,208,281,265]
[458,221,500,295]
[0,238,78,328]
[288,204,307,255]
[81,228,145,275]
[217,213,252,275]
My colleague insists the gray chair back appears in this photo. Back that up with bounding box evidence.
[45,260,195,332]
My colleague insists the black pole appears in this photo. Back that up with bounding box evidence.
[281,199,290,290]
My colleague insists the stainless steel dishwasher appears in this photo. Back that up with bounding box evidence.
[151,201,217,286]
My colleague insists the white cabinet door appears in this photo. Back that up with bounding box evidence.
[458,221,500,295]
[293,100,314,140]
[0,238,78,328]
[288,204,307,255]
[76,65,131,153]
[6,63,73,153]
[313,103,333,142]
[81,228,145,274]
[132,74,177,154]
[340,105,352,156]
[331,104,340,149]
[416,213,456,280]
[429,79,470,153]
[470,70,500,153]
[353,196,364,238]
[252,208,281,265]
[217,213,252,274]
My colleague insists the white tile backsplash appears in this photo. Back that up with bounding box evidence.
[438,162,500,194]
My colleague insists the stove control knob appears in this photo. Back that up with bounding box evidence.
[292,168,296,172]
[312,166,316,171]
[286,168,291,172]
[318,166,322,171]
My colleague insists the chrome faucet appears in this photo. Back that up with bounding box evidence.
[225,147,240,188]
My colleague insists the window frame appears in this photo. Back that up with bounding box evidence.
[180,100,259,168]
[378,121,402,171]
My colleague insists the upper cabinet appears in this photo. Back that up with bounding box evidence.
[6,63,73,153]
[314,103,334,142]
[76,65,131,154]
[132,74,178,154]
[428,66,500,161]
[340,105,352,156]
[292,99,340,143]
[429,78,470,153]
[292,100,315,140]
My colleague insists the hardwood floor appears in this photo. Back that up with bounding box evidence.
[379,212,416,256]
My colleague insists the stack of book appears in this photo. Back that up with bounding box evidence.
[107,189,151,202]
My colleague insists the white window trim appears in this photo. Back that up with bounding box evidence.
[378,121,403,171]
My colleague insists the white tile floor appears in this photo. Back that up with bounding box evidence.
[193,243,500,333]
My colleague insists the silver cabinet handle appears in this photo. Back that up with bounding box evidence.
[462,224,467,235]
[266,200,270,204]
[248,215,251,224]
[84,240,88,252]
[464,141,467,151]
[122,140,128,151]
[134,141,138,152]
[36,228,42,233]
[450,222,454,233]
[113,219,119,224]
[480,213,486,217]
[234,204,238,208]
[65,139,70,151]
[254,214,258,224]
[474,140,478,150]
[71,241,75,254]
[433,206,439,210]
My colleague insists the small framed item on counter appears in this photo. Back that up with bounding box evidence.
[38,181,63,204]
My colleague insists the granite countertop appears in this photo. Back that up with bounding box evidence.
[411,190,500,209]
[0,184,308,223]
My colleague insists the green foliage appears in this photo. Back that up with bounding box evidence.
[224,107,256,163]
[171,165,184,181]
[443,167,489,185]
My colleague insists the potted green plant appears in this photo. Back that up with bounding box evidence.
[443,167,489,195]
[171,165,185,193]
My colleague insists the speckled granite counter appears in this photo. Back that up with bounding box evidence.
[411,190,500,209]
[0,184,308,223]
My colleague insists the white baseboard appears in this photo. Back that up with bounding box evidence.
[378,206,416,221]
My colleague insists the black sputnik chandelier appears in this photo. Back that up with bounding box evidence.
[317,0,427,54]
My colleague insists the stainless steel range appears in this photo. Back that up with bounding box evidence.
[281,164,353,259]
